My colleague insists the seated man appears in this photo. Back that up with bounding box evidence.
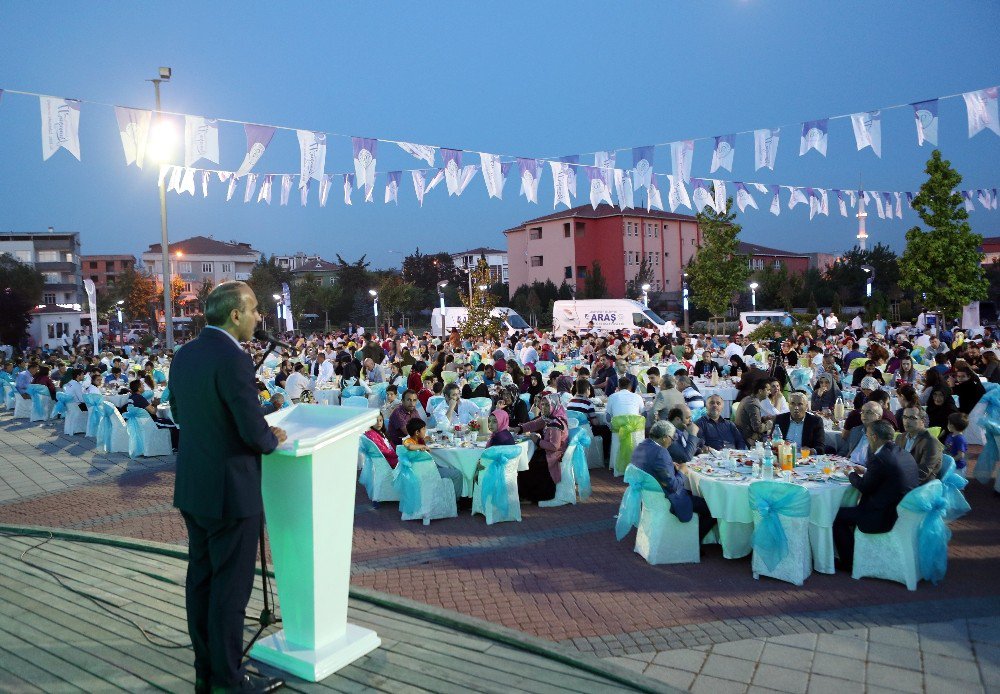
[896,406,943,484]
[696,394,747,451]
[692,350,722,378]
[431,382,481,427]
[841,401,884,466]
[675,373,705,411]
[604,376,644,423]
[832,420,919,570]
[630,420,716,541]
[773,391,827,452]
[665,405,700,463]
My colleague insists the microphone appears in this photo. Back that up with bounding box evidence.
[254,329,298,355]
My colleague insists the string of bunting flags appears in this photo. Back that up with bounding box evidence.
[1,83,998,217]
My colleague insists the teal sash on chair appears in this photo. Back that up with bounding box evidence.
[616,465,662,540]
[479,445,522,518]
[122,406,151,458]
[97,401,116,451]
[899,480,950,584]
[53,392,73,417]
[358,436,383,495]
[393,447,432,516]
[973,384,1000,485]
[748,481,811,571]
[567,427,593,499]
[343,385,367,398]
[84,393,104,433]
[28,384,49,420]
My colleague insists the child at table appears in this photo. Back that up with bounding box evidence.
[402,418,463,500]
[944,412,969,475]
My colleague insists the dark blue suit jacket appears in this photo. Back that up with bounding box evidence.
[171,327,278,519]
[630,438,693,522]
[848,441,919,533]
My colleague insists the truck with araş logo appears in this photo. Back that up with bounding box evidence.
[551,299,678,337]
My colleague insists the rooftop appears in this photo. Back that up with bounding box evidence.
[144,235,259,257]
[504,203,699,234]
[738,241,811,257]
[451,247,506,256]
[290,258,341,273]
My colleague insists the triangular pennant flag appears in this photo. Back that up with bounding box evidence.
[670,140,694,183]
[217,171,231,183]
[441,149,463,195]
[754,128,780,171]
[752,183,769,194]
[297,130,326,188]
[455,165,477,196]
[343,174,354,206]
[631,145,654,190]
[560,155,579,197]
[243,173,259,203]
[179,167,196,196]
[834,189,848,217]
[905,191,915,209]
[317,174,331,207]
[397,142,436,166]
[735,182,758,212]
[799,119,828,156]
[352,137,377,199]
[894,191,903,218]
[114,106,151,168]
[912,99,939,146]
[425,168,445,194]
[384,171,401,205]
[962,190,976,212]
[594,151,615,186]
[808,188,820,220]
[518,158,542,204]
[711,134,735,173]
[184,116,219,167]
[235,124,275,178]
[769,185,781,215]
[962,87,1000,137]
[713,180,727,213]
[613,169,633,209]
[280,174,293,206]
[200,170,211,197]
[691,178,714,212]
[977,189,991,210]
[258,174,274,205]
[167,165,183,193]
[411,170,427,207]
[881,192,894,218]
[850,110,882,158]
[586,166,613,209]
[300,177,309,206]
[550,160,572,209]
[647,176,664,212]
[226,173,239,201]
[667,174,691,212]
[787,186,808,209]
[847,190,857,208]
[480,153,504,199]
[40,96,81,161]
[993,188,999,210]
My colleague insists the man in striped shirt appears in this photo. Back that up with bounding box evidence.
[675,373,704,411]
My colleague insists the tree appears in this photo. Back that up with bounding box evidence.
[625,258,655,300]
[401,248,462,292]
[113,266,158,322]
[582,261,608,299]
[375,275,419,326]
[196,278,214,314]
[686,199,750,328]
[0,253,44,346]
[459,258,504,338]
[898,150,988,320]
[825,243,899,305]
[246,256,293,322]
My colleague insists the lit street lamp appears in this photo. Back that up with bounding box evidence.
[749,282,759,310]
[116,299,125,345]
[861,265,875,299]
[477,284,488,307]
[437,280,448,337]
[369,289,379,333]
[148,66,175,349]
[641,283,651,308]
[272,293,282,332]
[682,272,690,333]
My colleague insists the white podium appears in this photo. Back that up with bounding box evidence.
[250,404,380,682]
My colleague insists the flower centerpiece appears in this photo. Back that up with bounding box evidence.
[468,419,481,432]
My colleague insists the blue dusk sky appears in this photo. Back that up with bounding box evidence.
[0,2,998,268]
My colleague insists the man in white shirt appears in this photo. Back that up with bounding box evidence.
[432,383,481,426]
[284,363,309,402]
[605,377,645,423]
[724,335,744,360]
[63,368,86,407]
[314,352,335,386]
[850,314,863,331]
[825,313,839,332]
[872,314,888,336]
[519,340,538,365]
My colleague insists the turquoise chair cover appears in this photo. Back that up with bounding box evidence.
[566,410,589,427]
[343,385,367,398]
[479,445,522,519]
[83,393,104,433]
[973,384,1000,485]
[97,401,116,450]
[721,364,731,376]
[470,352,482,369]
[616,465,663,541]
[142,390,154,401]
[3,382,15,410]
[53,391,73,417]
[910,346,925,364]
[900,480,950,584]
[748,481,811,571]
[789,368,813,395]
[370,382,389,406]
[466,373,484,389]
[535,361,553,376]
[160,387,171,403]
[153,369,166,384]
[393,446,432,516]
[469,397,493,413]
[358,436,382,494]
[123,405,151,457]
[427,395,445,413]
[690,406,707,423]
[666,363,685,376]
[28,384,50,420]
[519,393,531,406]
[567,427,593,499]
[938,454,971,521]
[0,372,11,383]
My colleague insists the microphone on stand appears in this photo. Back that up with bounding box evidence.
[254,329,298,355]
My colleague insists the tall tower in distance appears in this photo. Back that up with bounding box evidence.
[857,196,868,250]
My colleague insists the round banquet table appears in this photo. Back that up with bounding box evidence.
[428,438,535,497]
[102,392,129,409]
[694,378,739,418]
[313,388,341,406]
[684,453,859,572]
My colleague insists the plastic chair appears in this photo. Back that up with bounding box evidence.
[519,393,531,406]
[369,382,389,407]
[472,445,523,524]
[342,385,367,398]
[441,371,458,385]
[122,406,172,458]
[610,414,646,477]
[392,446,457,525]
[469,397,493,413]
[852,480,948,590]
[62,399,88,436]
[83,393,105,437]
[615,464,663,541]
[540,427,593,508]
[358,436,400,503]
[926,426,942,440]
[53,391,72,419]
[426,396,445,415]
[97,402,130,454]
[729,400,739,423]
[630,466,700,565]
[534,361,554,376]
[28,384,54,422]
[342,396,369,408]
[749,481,813,586]
[3,382,17,411]
[401,365,412,378]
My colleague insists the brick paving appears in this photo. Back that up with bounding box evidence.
[3,409,1000,691]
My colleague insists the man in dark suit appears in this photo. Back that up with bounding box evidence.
[170,282,287,694]
[774,391,827,453]
[832,419,919,571]
[665,404,700,463]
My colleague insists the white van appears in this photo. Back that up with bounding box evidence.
[738,311,788,336]
[430,306,532,337]
[551,299,676,337]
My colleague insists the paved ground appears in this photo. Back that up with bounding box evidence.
[2,409,999,692]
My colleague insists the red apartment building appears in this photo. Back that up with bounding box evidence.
[80,254,137,291]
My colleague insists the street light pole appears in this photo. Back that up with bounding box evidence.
[369,289,378,334]
[861,265,874,299]
[272,293,282,333]
[641,283,651,309]
[749,282,759,311]
[149,67,174,349]
[437,281,448,338]
[682,272,690,334]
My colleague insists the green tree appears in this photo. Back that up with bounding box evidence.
[825,243,899,305]
[0,253,44,346]
[686,199,749,327]
[196,278,214,314]
[113,266,158,321]
[376,275,419,326]
[401,248,462,292]
[898,150,988,320]
[625,258,655,300]
[583,261,608,299]
[807,292,819,316]
[459,259,504,338]
[246,255,293,323]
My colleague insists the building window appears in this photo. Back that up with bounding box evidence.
[664,251,670,258]
[89,261,98,269]
[773,259,782,269]
[654,225,659,238]
[563,223,571,238]
[564,266,572,279]
[183,282,193,292]
[105,261,115,271]
[221,262,233,274]
[63,292,73,303]
[14,250,32,263]
[691,238,696,245]
[530,256,544,267]
[202,262,214,273]
[37,251,58,262]
[577,265,587,278]
[749,258,765,270]
[43,292,56,304]
[575,222,586,237]
[654,252,659,265]
[179,261,192,274]
[529,227,543,240]
[42,272,60,284]
[65,252,74,263]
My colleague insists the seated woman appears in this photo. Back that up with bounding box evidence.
[364,412,398,467]
[759,378,789,418]
[497,386,530,428]
[485,409,515,448]
[514,393,568,503]
[811,373,840,412]
[728,354,749,381]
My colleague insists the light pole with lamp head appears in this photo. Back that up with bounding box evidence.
[682,272,690,333]
[861,265,874,299]
[369,289,378,334]
[147,66,175,349]
[116,300,125,345]
[641,283,651,308]
[436,280,448,337]
[272,293,282,333]
[749,281,759,310]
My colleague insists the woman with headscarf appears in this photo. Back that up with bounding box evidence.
[811,373,841,411]
[498,385,530,427]
[515,393,569,502]
[486,408,515,448]
[526,371,545,399]
[728,354,749,381]
[952,362,986,414]
[926,385,959,433]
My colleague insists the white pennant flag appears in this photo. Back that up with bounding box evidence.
[735,182,758,212]
[819,189,829,216]
[631,146,654,190]
[184,116,219,167]
[200,170,211,197]
[243,173,259,203]
[411,170,427,207]
[259,174,274,205]
[647,177,664,212]
[352,137,377,200]
[226,174,238,201]
[799,120,829,156]
[280,175,293,206]
[167,165,183,193]
[158,164,171,188]
[912,100,939,146]
[962,87,1000,137]
[882,192,894,218]
[894,191,903,218]
[318,174,331,207]
[962,191,976,212]
[993,188,999,210]
[343,173,354,206]
[297,130,326,188]
[850,110,882,157]
[587,166,613,209]
[425,168,445,194]
[518,158,542,204]
[768,185,781,215]
[613,169,634,209]
[40,96,81,161]
[868,192,885,219]
[713,180,727,213]
[217,171,231,184]
[550,160,572,209]
[114,106,151,168]
[480,153,504,199]
[787,186,808,210]
[441,149,463,195]
[595,150,616,185]
[397,142,436,166]
[454,165,478,196]
[670,140,694,183]
[847,190,858,208]
[752,183,769,194]
[666,174,691,212]
[834,189,848,217]
[711,134,735,173]
[384,171,401,205]
[300,177,309,206]
[179,167,196,196]
[754,128,780,171]
[691,179,715,212]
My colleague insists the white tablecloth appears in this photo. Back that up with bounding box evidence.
[103,393,129,408]
[428,439,534,497]
[694,379,739,418]
[314,388,341,406]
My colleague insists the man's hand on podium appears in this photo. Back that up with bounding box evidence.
[271,426,288,444]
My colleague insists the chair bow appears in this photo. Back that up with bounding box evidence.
[900,480,951,584]
[343,385,367,398]
[615,465,663,540]
[611,414,646,475]
[358,436,382,495]
[479,445,521,518]
[789,367,813,395]
[568,427,593,499]
[393,447,432,516]
[748,482,811,571]
[84,393,104,433]
[122,405,152,457]
[370,382,389,406]
[53,391,73,417]
[28,384,49,420]
[160,387,171,403]
[566,410,589,427]
[97,402,115,450]
[973,384,1000,485]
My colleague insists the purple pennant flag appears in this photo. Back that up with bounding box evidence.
[352,137,377,196]
[631,146,654,190]
[799,119,828,156]
[586,166,613,209]
[691,178,715,212]
[734,182,758,212]
[711,134,735,173]
[518,158,542,204]
[560,155,579,197]
[911,99,939,146]
[384,171,401,205]
[905,192,915,209]
[235,124,276,178]
[441,148,463,194]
